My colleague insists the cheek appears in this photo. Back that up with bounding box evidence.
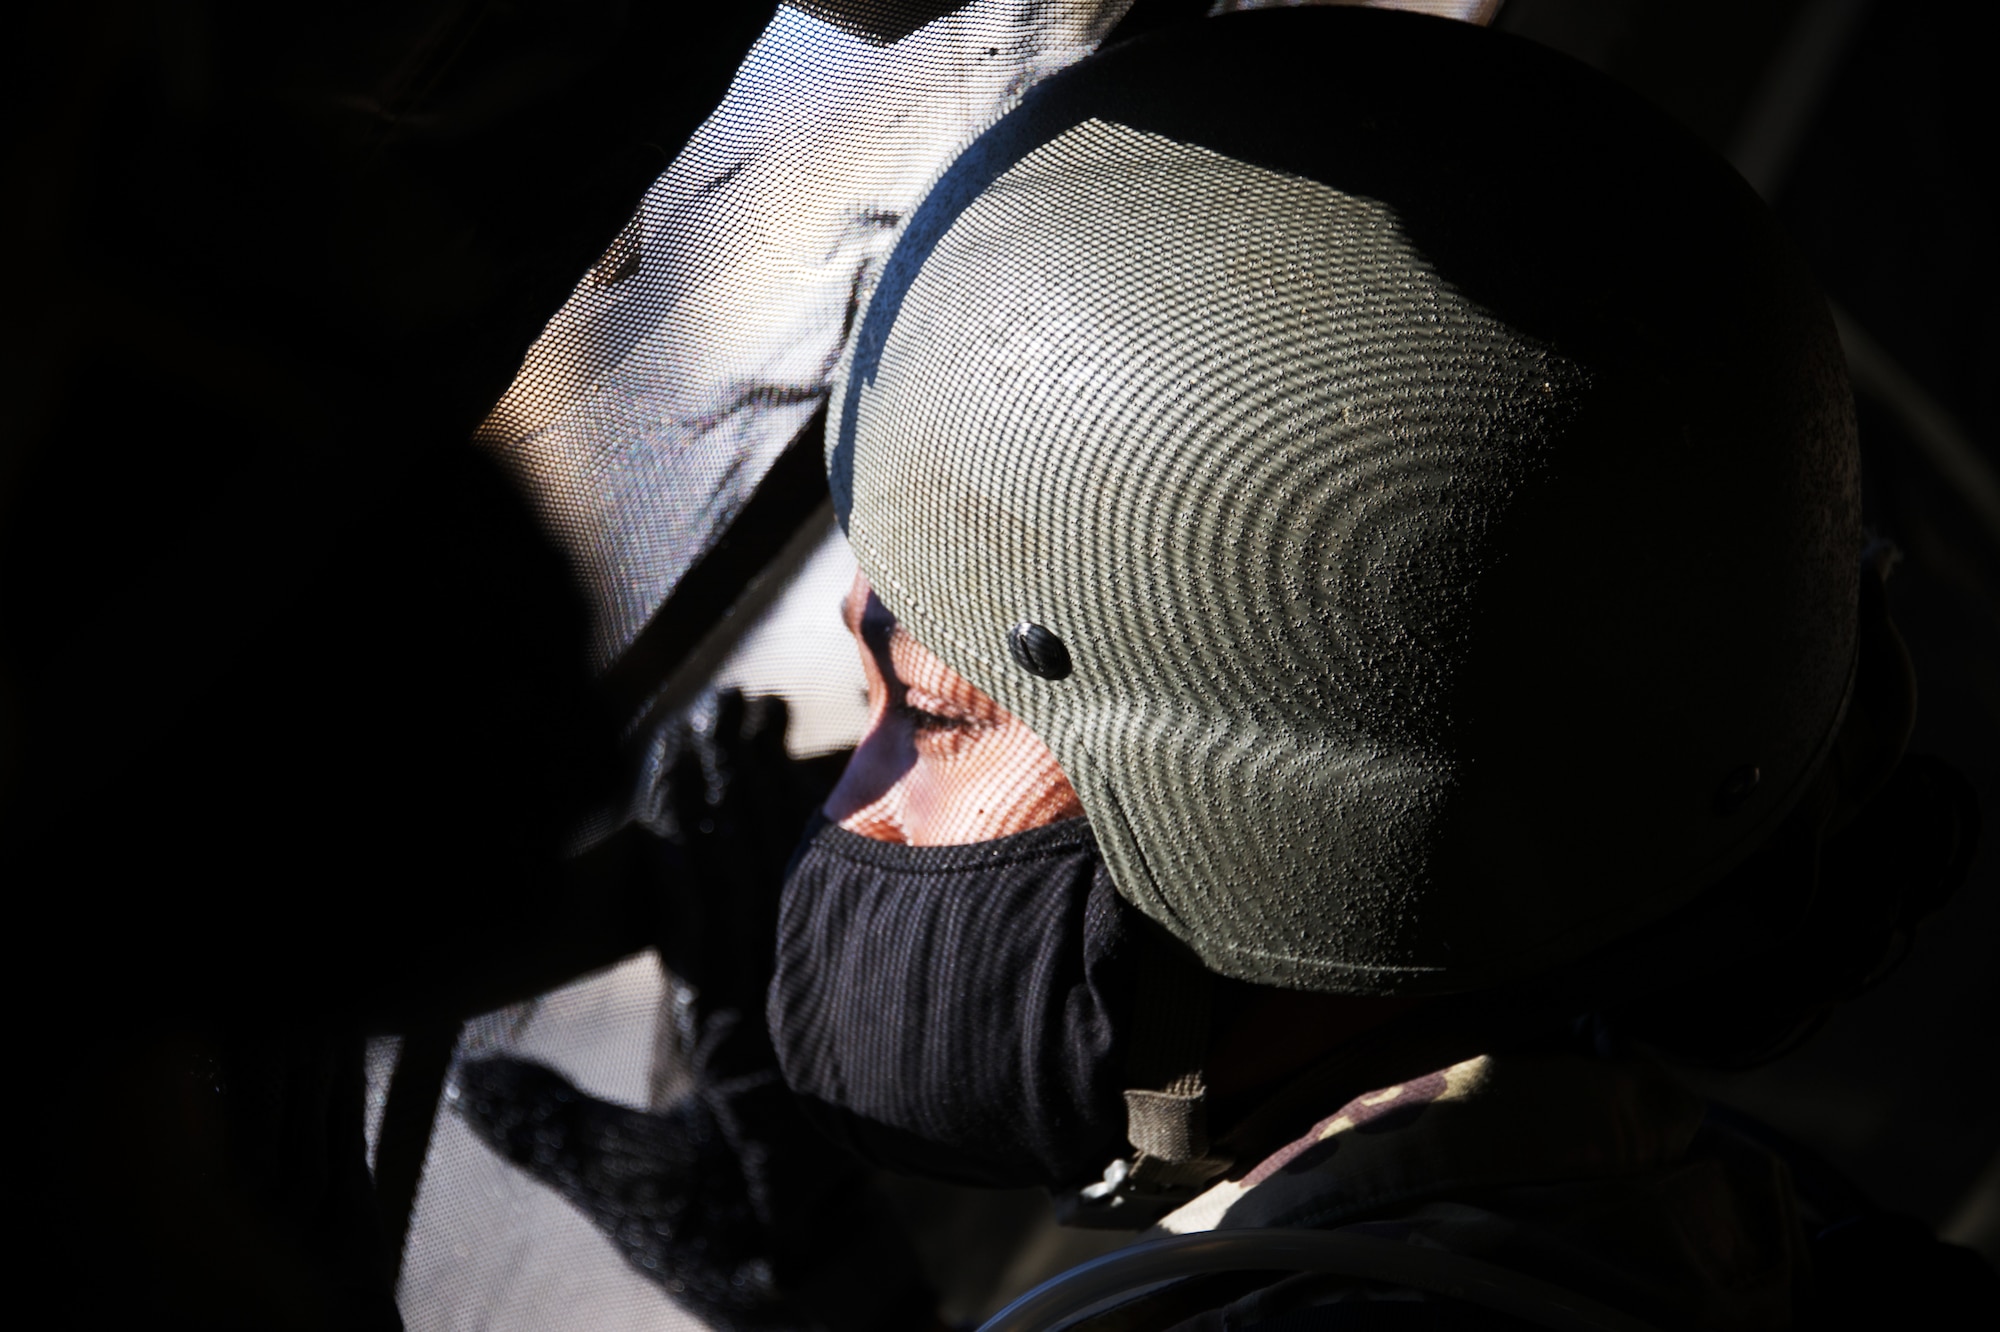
[901,723,1083,844]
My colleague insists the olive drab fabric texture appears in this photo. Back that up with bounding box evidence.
[830,8,1862,994]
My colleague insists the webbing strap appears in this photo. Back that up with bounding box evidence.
[1086,925,1235,1216]
[1124,1075,1210,1164]
[1121,922,1221,1154]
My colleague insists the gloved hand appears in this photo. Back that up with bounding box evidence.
[458,689,936,1332]
[633,688,827,1082]
[457,1053,932,1332]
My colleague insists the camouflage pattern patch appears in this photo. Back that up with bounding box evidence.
[1150,1050,1807,1330]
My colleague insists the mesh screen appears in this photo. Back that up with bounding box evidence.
[712,522,870,760]
[380,957,696,1331]
[476,1,1133,669]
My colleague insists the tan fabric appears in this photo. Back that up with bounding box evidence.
[1150,1052,1807,1330]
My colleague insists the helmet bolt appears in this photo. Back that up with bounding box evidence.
[1008,622,1072,680]
[1714,765,1761,815]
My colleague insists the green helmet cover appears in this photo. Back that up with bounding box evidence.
[830,9,1860,994]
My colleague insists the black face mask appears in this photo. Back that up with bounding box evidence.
[767,817,1135,1189]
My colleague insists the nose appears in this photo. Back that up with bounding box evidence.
[823,711,915,842]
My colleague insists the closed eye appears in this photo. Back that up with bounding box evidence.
[894,699,981,734]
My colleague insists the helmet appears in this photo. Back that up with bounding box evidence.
[828,8,1860,995]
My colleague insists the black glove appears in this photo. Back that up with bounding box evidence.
[635,688,825,1078]
[458,1052,935,1332]
[458,689,935,1332]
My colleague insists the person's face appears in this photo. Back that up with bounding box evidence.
[824,570,1084,844]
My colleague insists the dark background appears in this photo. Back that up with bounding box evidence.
[1491,0,1998,1247]
[3,1,1993,1324]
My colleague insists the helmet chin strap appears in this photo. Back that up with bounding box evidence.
[1063,923,1236,1227]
